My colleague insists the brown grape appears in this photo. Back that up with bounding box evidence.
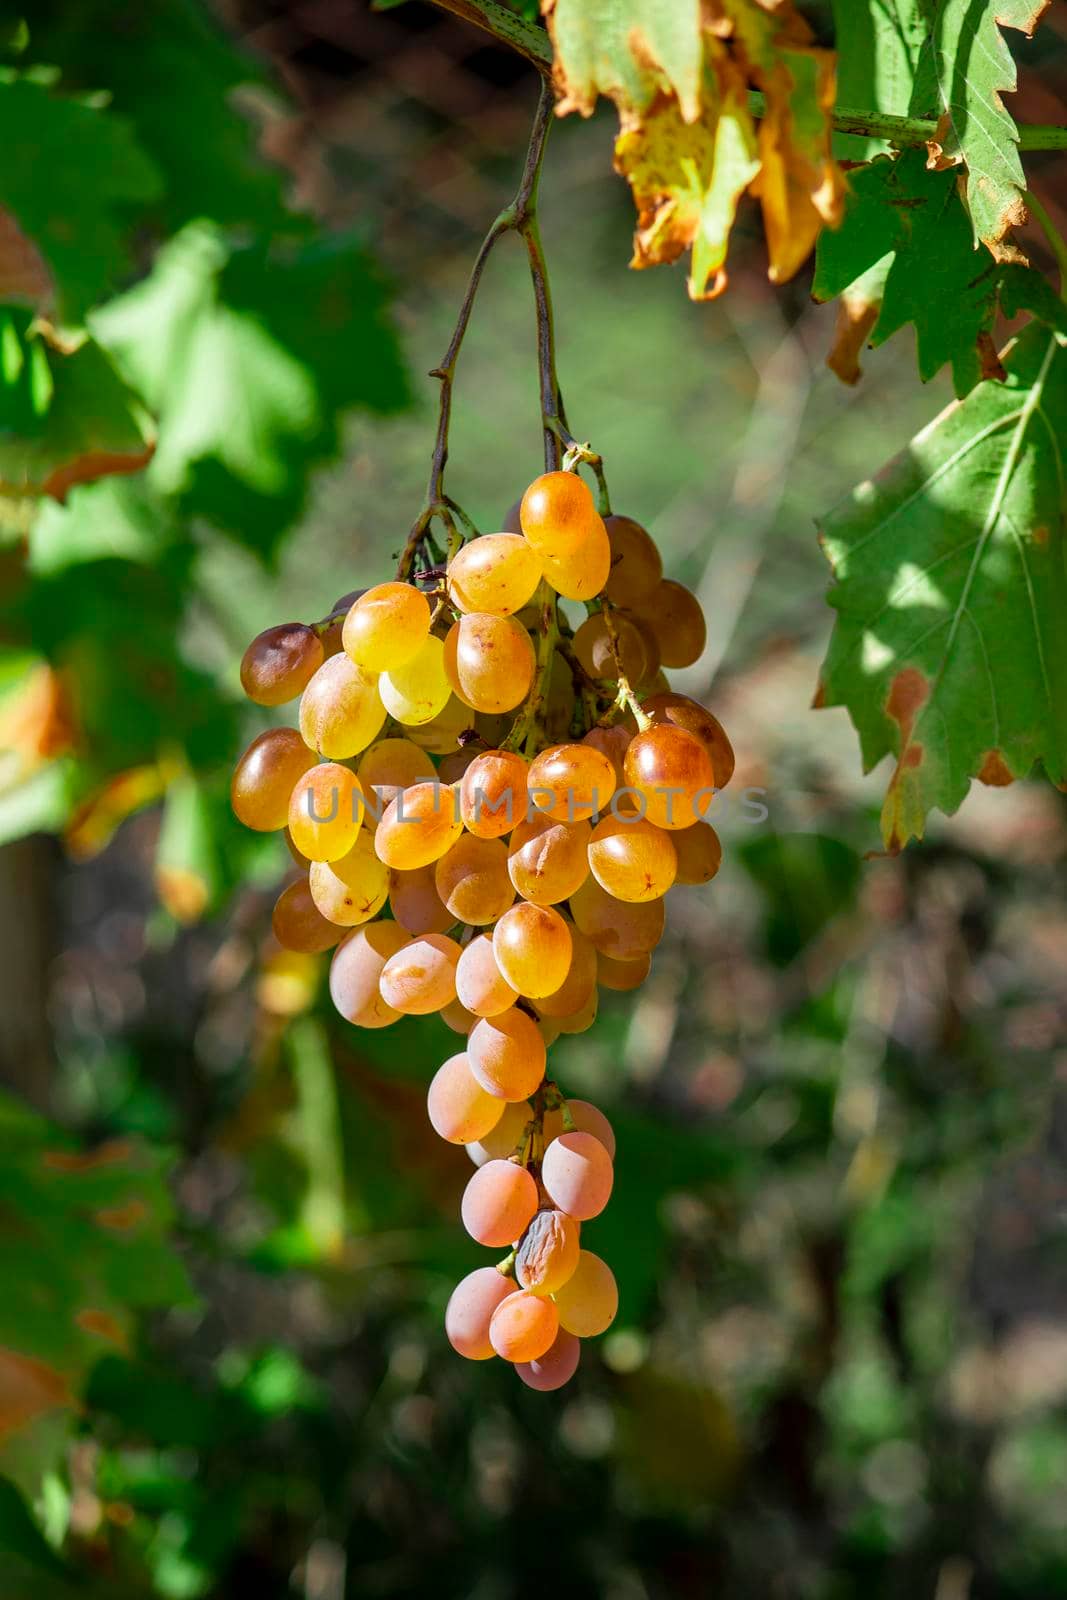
[455,933,519,1018]
[378,932,461,1015]
[443,613,535,714]
[515,1208,580,1296]
[447,533,542,616]
[231,728,316,832]
[624,723,715,831]
[445,1267,515,1361]
[271,877,342,954]
[552,1250,618,1337]
[541,1131,613,1220]
[241,623,324,706]
[631,579,706,668]
[507,812,590,905]
[587,814,677,902]
[492,902,573,998]
[288,763,364,862]
[671,820,722,885]
[434,834,515,925]
[602,514,663,608]
[642,690,735,788]
[461,1159,538,1247]
[467,1010,546,1101]
[526,743,615,824]
[329,922,409,1028]
[299,653,386,759]
[515,1329,581,1390]
[427,1052,505,1143]
[459,750,528,839]
[569,875,665,960]
[374,782,462,870]
[489,1288,559,1362]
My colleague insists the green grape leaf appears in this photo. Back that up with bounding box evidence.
[544,0,703,119]
[0,1091,194,1475]
[0,76,160,320]
[911,0,1050,258]
[0,1477,72,1580]
[814,153,1058,397]
[0,313,155,500]
[93,224,408,555]
[26,0,286,234]
[817,323,1067,851]
[829,0,928,159]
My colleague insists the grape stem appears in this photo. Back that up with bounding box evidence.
[397,76,572,580]
[597,601,652,730]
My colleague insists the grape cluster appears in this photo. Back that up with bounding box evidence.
[231,469,732,1390]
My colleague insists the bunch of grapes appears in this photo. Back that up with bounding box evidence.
[231,469,732,1390]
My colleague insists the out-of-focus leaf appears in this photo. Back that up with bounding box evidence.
[28,476,177,576]
[911,0,1049,259]
[0,74,160,319]
[0,1476,72,1580]
[0,313,155,500]
[64,763,166,860]
[93,225,408,556]
[737,832,862,963]
[154,770,222,923]
[817,323,1067,850]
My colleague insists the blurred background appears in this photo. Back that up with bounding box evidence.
[2,2,1067,1596]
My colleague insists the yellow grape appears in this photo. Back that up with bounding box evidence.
[543,1098,616,1158]
[403,695,473,755]
[380,635,451,725]
[515,1329,580,1391]
[443,613,535,713]
[587,814,677,902]
[445,1266,515,1360]
[492,902,572,998]
[602,514,663,609]
[519,471,600,560]
[389,864,454,935]
[596,949,651,991]
[342,581,430,670]
[569,876,664,960]
[440,997,477,1034]
[271,877,342,954]
[526,743,615,824]
[427,1052,505,1143]
[507,812,590,905]
[461,1160,538,1247]
[299,653,386,759]
[533,920,596,1017]
[552,1250,618,1337]
[447,533,542,615]
[308,831,389,926]
[489,1288,558,1362]
[537,1015,562,1049]
[434,834,515,925]
[572,611,649,684]
[623,724,715,830]
[240,623,324,706]
[515,1208,580,1296]
[467,1010,546,1101]
[581,723,631,787]
[374,782,462,870]
[631,578,706,668]
[455,934,519,1018]
[288,763,364,862]
[329,922,409,1028]
[541,1130,613,1220]
[642,690,735,788]
[553,987,598,1036]
[459,750,528,839]
[378,932,461,1015]
[466,1098,531,1166]
[672,820,722,885]
[539,522,611,602]
[356,737,435,815]
[231,728,316,832]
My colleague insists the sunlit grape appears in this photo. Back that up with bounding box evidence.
[526,743,615,823]
[569,876,664,960]
[489,1288,558,1362]
[447,533,542,615]
[379,932,461,1015]
[271,877,342,954]
[460,750,528,839]
[241,623,324,706]
[427,1052,505,1143]
[342,581,431,671]
[519,470,601,559]
[543,1098,616,1158]
[507,812,590,905]
[443,613,535,713]
[552,1250,618,1337]
[466,1099,531,1166]
[533,920,596,1018]
[671,820,722,885]
[288,763,364,862]
[467,1010,546,1101]
[445,1267,515,1360]
[492,902,573,998]
[329,922,409,1028]
[299,653,386,759]
[461,1160,538,1247]
[642,690,735,788]
[455,934,519,1018]
[308,830,389,925]
[374,782,462,870]
[542,1130,613,1220]
[623,724,715,830]
[231,728,316,832]
[539,521,611,602]
[380,635,451,725]
[434,834,515,924]
[587,814,677,901]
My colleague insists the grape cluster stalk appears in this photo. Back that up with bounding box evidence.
[231,470,733,1389]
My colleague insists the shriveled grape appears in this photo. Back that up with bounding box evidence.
[515,1208,580,1296]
